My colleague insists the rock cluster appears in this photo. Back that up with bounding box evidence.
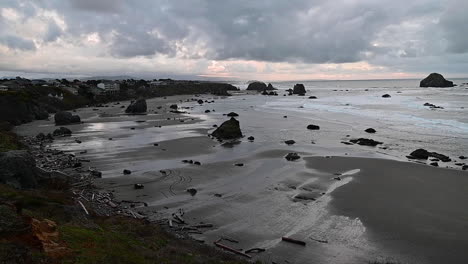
[54,111,81,125]
[408,149,451,162]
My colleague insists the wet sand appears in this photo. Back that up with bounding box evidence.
[15,89,468,263]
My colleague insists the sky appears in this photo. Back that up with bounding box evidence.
[0,0,467,81]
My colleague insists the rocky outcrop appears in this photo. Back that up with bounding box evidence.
[420,73,454,87]
[52,127,72,137]
[246,82,267,91]
[267,83,276,90]
[0,94,49,126]
[293,84,306,95]
[408,149,451,162]
[54,111,81,125]
[211,117,242,139]
[0,150,40,188]
[125,99,147,113]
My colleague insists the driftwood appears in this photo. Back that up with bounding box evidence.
[245,248,266,254]
[221,236,239,243]
[78,201,89,215]
[281,236,306,246]
[168,219,173,227]
[173,213,185,224]
[193,223,213,228]
[213,242,252,259]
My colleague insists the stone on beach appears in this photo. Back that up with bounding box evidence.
[227,112,239,117]
[349,138,383,146]
[52,127,72,136]
[285,152,300,161]
[365,128,376,133]
[285,140,296,145]
[382,94,391,98]
[125,99,147,113]
[211,117,243,139]
[307,124,320,130]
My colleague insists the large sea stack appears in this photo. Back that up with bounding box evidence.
[125,99,147,113]
[246,82,268,91]
[420,73,454,87]
[212,117,242,139]
[293,84,306,95]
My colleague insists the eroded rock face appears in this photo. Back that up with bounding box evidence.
[246,82,267,91]
[125,99,147,113]
[54,111,81,125]
[420,73,454,87]
[0,150,40,189]
[211,117,242,139]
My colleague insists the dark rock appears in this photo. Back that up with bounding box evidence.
[197,99,204,104]
[194,161,201,165]
[365,128,376,133]
[430,162,439,167]
[247,136,255,141]
[0,150,41,188]
[267,83,276,90]
[462,165,468,171]
[409,149,430,159]
[382,94,391,98]
[459,156,467,160]
[430,152,451,162]
[235,163,244,167]
[285,140,296,145]
[52,127,72,136]
[187,188,197,196]
[75,139,82,144]
[90,170,102,178]
[211,117,243,139]
[123,169,132,175]
[125,99,147,113]
[169,104,178,109]
[36,133,46,141]
[227,112,239,117]
[283,116,287,118]
[54,111,81,125]
[285,152,300,161]
[420,73,454,87]
[212,124,218,127]
[293,84,306,95]
[205,110,211,113]
[308,96,317,99]
[307,124,320,130]
[134,184,144,189]
[214,193,223,197]
[349,138,383,146]
[246,82,268,91]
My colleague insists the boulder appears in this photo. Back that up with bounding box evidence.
[227,112,239,117]
[197,99,204,104]
[408,148,430,159]
[123,169,132,175]
[247,136,255,141]
[246,82,268,91]
[308,96,317,99]
[382,94,391,98]
[211,117,243,139]
[349,138,383,146]
[54,111,81,125]
[169,104,178,109]
[293,84,306,95]
[52,127,72,136]
[420,73,454,87]
[285,153,300,161]
[285,140,296,145]
[0,150,41,188]
[125,99,147,113]
[365,128,376,133]
[307,124,320,130]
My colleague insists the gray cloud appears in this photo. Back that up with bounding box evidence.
[0,0,467,77]
[0,35,36,51]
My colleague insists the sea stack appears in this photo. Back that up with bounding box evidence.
[212,117,242,139]
[293,84,306,95]
[246,82,268,91]
[420,73,454,87]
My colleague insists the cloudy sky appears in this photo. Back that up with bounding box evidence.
[0,0,467,81]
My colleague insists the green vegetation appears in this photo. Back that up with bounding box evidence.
[0,131,22,152]
[0,184,253,264]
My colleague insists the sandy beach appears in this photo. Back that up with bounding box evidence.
[15,83,468,264]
